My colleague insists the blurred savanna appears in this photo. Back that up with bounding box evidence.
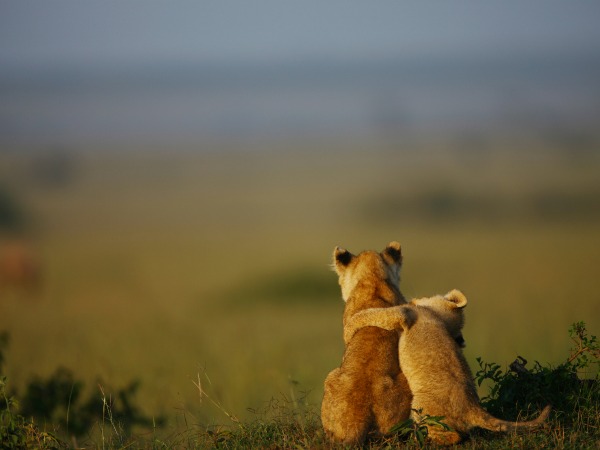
[1,137,599,428]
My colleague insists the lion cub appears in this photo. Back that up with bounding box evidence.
[321,242,412,445]
[344,290,551,445]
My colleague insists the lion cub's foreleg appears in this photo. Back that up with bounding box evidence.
[343,305,414,344]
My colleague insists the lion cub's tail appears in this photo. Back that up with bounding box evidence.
[472,404,551,432]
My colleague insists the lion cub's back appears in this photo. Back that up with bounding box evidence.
[344,326,400,375]
[399,311,476,411]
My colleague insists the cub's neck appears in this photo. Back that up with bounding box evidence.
[343,278,403,324]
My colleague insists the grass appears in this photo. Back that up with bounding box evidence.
[5,366,595,449]
[0,135,599,447]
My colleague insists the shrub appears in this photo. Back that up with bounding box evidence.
[1,332,64,449]
[0,330,165,447]
[474,321,599,424]
[18,368,165,438]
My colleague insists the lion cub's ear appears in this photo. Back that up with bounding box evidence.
[382,241,402,265]
[333,246,354,271]
[444,289,468,308]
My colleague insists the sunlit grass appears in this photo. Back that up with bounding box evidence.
[0,137,599,442]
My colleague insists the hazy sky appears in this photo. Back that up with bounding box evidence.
[2,1,600,69]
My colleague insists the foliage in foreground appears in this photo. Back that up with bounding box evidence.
[1,322,598,449]
[1,332,63,449]
[0,331,164,448]
[475,321,599,420]
[389,410,452,447]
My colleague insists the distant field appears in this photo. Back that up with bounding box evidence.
[0,136,599,430]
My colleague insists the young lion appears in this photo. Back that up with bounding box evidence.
[321,241,412,445]
[344,290,551,445]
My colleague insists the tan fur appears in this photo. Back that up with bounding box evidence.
[345,290,551,445]
[321,241,412,445]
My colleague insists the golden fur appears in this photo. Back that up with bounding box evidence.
[344,290,551,445]
[321,241,412,444]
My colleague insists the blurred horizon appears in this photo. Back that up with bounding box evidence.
[2,53,600,146]
[2,1,600,147]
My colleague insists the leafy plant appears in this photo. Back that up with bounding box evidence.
[474,321,599,423]
[18,368,165,438]
[390,409,452,447]
[1,332,64,449]
[0,330,165,445]
[0,397,64,449]
[567,321,600,370]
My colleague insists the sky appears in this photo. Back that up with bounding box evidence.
[2,1,600,69]
[1,1,600,143]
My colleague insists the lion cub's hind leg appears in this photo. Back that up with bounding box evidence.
[427,428,463,446]
[372,372,412,435]
[321,368,372,444]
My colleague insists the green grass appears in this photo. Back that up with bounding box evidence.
[3,322,589,449]
[0,136,599,447]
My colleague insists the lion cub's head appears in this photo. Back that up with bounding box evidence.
[411,290,468,346]
[332,241,403,302]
